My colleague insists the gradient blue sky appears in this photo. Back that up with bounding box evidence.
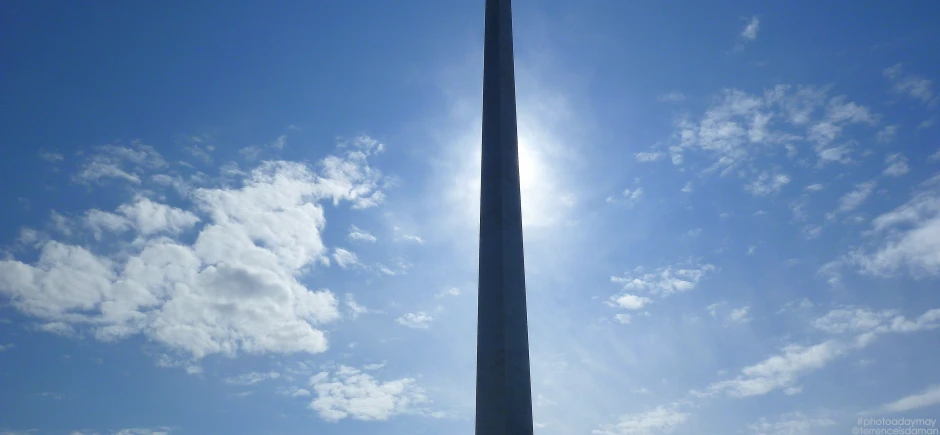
[2,1,940,434]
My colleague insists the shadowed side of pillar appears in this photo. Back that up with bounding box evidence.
[475,0,535,434]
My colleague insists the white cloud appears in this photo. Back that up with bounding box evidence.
[835,180,877,214]
[883,153,910,177]
[651,85,873,194]
[705,340,846,397]
[347,225,376,242]
[40,151,64,162]
[610,294,653,310]
[308,365,428,422]
[635,152,664,162]
[614,313,632,324]
[612,262,716,296]
[396,312,433,329]
[876,385,940,414]
[74,142,167,185]
[876,125,899,143]
[435,287,460,298]
[746,412,835,435]
[681,182,693,193]
[729,306,751,323]
[884,64,935,105]
[593,406,689,435]
[100,196,199,236]
[744,171,790,196]
[391,226,425,244]
[0,138,391,359]
[707,302,751,324]
[345,293,368,319]
[814,307,940,347]
[224,371,280,386]
[0,343,13,352]
[848,175,940,276]
[705,307,940,398]
[332,248,360,269]
[607,188,643,207]
[84,210,132,239]
[805,183,824,192]
[399,234,424,244]
[741,16,760,41]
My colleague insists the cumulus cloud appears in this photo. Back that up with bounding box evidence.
[308,365,429,422]
[86,197,200,238]
[0,137,390,359]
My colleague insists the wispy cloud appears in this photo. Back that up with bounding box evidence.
[874,385,940,414]
[606,187,643,207]
[658,91,686,103]
[224,371,281,386]
[884,64,936,105]
[846,174,940,277]
[396,312,433,329]
[612,261,716,297]
[348,225,377,242]
[883,153,910,177]
[594,405,689,435]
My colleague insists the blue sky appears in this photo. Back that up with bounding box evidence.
[2,1,940,434]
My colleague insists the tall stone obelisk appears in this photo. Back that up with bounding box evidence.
[475,0,535,434]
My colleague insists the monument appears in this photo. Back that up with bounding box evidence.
[475,0,535,433]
